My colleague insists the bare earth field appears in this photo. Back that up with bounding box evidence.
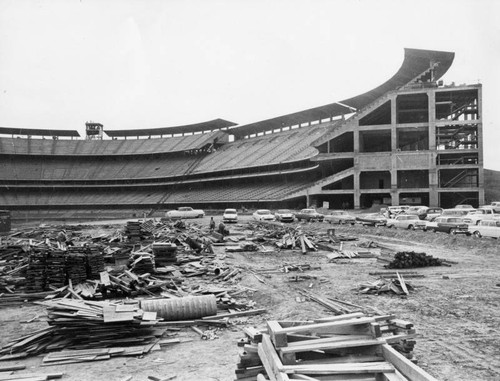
[1,217,500,381]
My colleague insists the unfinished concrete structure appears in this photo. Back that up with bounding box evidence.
[0,48,483,218]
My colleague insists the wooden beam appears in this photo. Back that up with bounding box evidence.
[258,334,289,381]
[282,361,395,375]
[278,317,376,335]
[381,344,438,381]
[280,337,381,354]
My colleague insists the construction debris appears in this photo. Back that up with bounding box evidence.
[385,251,451,269]
[235,312,426,381]
[358,273,413,296]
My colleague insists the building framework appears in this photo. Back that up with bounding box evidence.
[0,48,483,217]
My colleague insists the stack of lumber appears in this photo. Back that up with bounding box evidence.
[130,253,155,274]
[25,251,47,293]
[65,251,87,285]
[125,221,143,241]
[235,313,435,381]
[0,299,164,362]
[86,246,104,279]
[44,251,66,289]
[152,242,177,266]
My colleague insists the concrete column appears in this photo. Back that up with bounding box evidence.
[428,89,439,206]
[477,85,485,205]
[353,169,360,209]
[390,95,398,205]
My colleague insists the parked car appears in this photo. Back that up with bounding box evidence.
[274,209,295,223]
[425,216,469,234]
[295,209,324,222]
[404,206,429,220]
[424,207,443,221]
[382,205,410,218]
[462,207,497,226]
[252,209,275,221]
[324,210,356,225]
[441,208,470,218]
[490,201,500,213]
[454,204,474,209]
[222,208,238,223]
[166,207,205,219]
[356,213,387,227]
[468,220,500,238]
[452,205,476,214]
[386,215,425,230]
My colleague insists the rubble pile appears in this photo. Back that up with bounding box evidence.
[386,251,446,269]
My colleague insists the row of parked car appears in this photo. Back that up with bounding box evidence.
[251,208,357,224]
[370,202,500,238]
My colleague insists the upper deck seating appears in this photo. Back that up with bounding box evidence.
[0,131,223,156]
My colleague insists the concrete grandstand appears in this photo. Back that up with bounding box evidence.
[0,48,483,219]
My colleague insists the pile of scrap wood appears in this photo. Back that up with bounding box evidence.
[0,299,164,362]
[235,312,435,381]
[382,251,454,269]
[275,231,317,254]
[358,273,413,296]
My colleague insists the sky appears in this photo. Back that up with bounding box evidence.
[0,0,499,168]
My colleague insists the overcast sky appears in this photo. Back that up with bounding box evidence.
[1,0,499,169]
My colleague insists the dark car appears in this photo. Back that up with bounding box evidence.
[356,213,387,227]
[295,209,324,222]
[426,216,469,234]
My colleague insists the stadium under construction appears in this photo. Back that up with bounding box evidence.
[0,48,483,219]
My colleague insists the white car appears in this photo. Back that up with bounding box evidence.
[166,207,205,219]
[222,208,238,223]
[469,220,500,238]
[386,215,424,230]
[275,209,295,223]
[462,207,497,226]
[252,209,275,221]
[490,201,500,213]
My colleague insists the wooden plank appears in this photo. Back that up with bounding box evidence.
[115,304,136,313]
[396,273,409,296]
[282,362,395,375]
[103,305,134,323]
[381,344,438,381]
[314,313,365,323]
[0,373,64,381]
[376,372,408,381]
[280,337,381,354]
[0,365,26,372]
[201,309,266,320]
[289,375,321,380]
[278,317,375,335]
[257,334,289,381]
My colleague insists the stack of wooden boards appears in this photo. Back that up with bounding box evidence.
[0,299,164,363]
[235,312,438,381]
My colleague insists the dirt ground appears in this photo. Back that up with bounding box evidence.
[1,217,500,381]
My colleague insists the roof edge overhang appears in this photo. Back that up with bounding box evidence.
[229,48,455,138]
[104,118,237,137]
[0,127,80,137]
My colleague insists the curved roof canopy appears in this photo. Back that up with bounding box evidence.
[229,48,455,138]
[104,118,237,137]
[0,127,80,137]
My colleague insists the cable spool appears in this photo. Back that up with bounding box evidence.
[140,294,217,321]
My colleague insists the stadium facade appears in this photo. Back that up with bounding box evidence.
[0,48,483,218]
